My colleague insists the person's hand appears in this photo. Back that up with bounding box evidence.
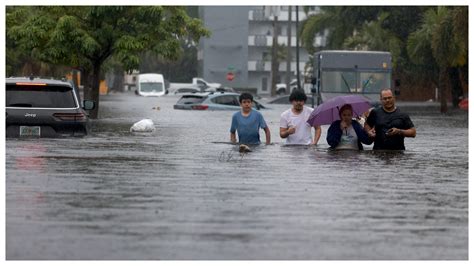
[367,128,376,138]
[287,127,296,135]
[340,120,349,130]
[386,127,402,137]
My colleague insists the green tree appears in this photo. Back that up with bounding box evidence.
[343,12,402,66]
[301,6,383,54]
[407,7,467,112]
[7,6,209,118]
[138,39,199,83]
[137,6,202,83]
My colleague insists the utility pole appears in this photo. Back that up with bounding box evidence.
[270,7,279,97]
[296,6,301,90]
[285,6,292,95]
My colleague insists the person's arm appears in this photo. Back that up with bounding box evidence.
[311,125,321,145]
[230,114,238,143]
[279,113,295,139]
[364,110,376,138]
[230,132,237,143]
[280,127,295,138]
[326,121,342,148]
[364,122,376,139]
[264,127,271,144]
[353,121,373,145]
[387,127,416,138]
[402,127,416,138]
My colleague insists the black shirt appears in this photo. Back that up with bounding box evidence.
[366,107,415,150]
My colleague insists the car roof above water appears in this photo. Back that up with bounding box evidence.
[195,91,240,97]
[6,77,75,87]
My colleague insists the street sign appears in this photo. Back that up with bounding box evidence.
[226,72,234,81]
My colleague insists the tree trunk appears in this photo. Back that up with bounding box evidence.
[448,67,463,108]
[439,67,449,113]
[88,64,101,119]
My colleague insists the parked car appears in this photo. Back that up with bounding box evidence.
[6,76,96,137]
[204,86,235,93]
[174,87,202,95]
[173,92,265,111]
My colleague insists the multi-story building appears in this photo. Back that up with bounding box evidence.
[198,6,324,95]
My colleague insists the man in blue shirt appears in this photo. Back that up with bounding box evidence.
[230,93,271,145]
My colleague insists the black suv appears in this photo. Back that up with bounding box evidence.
[6,77,96,137]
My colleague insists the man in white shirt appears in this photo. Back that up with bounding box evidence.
[280,89,321,145]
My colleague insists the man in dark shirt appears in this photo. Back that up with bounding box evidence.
[364,88,416,150]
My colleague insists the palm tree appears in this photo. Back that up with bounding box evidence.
[300,6,383,53]
[343,12,402,66]
[448,6,468,106]
[300,7,350,53]
[407,7,467,112]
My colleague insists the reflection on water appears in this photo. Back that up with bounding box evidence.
[5,93,468,260]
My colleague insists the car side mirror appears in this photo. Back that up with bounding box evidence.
[83,100,96,110]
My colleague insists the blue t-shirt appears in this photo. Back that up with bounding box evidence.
[230,110,268,145]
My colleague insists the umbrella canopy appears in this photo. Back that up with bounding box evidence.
[307,95,372,126]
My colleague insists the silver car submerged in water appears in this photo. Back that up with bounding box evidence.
[173,92,265,111]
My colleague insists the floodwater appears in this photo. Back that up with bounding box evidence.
[5,92,468,260]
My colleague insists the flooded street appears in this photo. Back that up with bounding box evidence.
[6,92,468,260]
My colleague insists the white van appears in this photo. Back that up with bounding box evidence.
[136,73,166,97]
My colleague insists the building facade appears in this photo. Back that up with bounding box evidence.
[198,6,324,95]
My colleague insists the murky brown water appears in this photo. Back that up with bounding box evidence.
[6,92,468,259]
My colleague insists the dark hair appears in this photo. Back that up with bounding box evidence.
[338,104,353,117]
[239,92,253,103]
[289,89,307,102]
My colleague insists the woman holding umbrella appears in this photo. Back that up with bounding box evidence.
[326,104,372,150]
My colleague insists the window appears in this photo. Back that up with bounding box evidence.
[177,95,205,104]
[262,77,268,91]
[196,80,207,90]
[359,72,391,93]
[262,51,270,60]
[140,82,164,93]
[6,85,77,108]
[211,95,240,106]
[321,70,391,93]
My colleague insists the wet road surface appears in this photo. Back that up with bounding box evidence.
[6,92,468,259]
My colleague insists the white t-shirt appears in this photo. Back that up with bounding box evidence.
[335,125,359,150]
[280,106,314,145]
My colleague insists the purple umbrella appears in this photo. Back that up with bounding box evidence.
[307,95,372,126]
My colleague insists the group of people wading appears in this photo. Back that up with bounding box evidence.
[230,88,416,151]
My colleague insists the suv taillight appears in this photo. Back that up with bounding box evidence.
[53,113,86,121]
[192,105,209,110]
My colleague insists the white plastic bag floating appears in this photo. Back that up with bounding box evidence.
[130,119,155,132]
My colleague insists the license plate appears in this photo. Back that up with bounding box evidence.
[20,126,41,137]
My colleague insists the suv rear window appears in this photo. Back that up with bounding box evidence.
[176,95,206,104]
[210,95,240,106]
[6,85,77,108]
